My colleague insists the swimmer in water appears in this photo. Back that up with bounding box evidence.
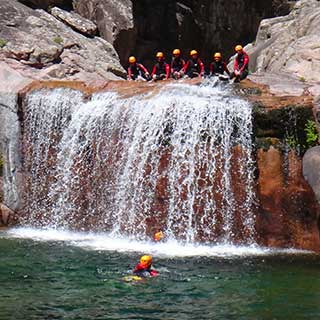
[133,255,159,277]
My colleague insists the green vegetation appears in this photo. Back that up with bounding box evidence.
[285,134,300,151]
[0,38,7,48]
[284,120,319,153]
[299,76,306,82]
[0,155,3,177]
[53,36,63,45]
[253,104,319,155]
[304,120,319,148]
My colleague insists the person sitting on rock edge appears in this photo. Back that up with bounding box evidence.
[151,52,170,81]
[127,56,151,81]
[133,255,159,277]
[230,45,249,82]
[183,50,204,79]
[209,52,230,79]
[171,48,185,79]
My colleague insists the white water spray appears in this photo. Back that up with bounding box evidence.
[21,80,256,244]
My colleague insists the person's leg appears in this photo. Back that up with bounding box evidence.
[239,69,248,81]
[230,72,241,82]
[173,71,180,79]
[142,73,151,81]
[188,71,199,78]
[153,74,165,81]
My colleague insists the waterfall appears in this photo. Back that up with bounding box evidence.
[21,81,256,244]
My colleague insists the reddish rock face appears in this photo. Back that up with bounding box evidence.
[256,147,320,251]
[0,203,16,226]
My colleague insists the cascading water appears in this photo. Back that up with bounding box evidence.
[21,80,256,244]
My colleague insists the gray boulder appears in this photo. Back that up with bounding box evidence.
[73,0,136,66]
[50,6,97,36]
[303,146,320,204]
[248,0,320,86]
[0,63,31,210]
[0,0,125,81]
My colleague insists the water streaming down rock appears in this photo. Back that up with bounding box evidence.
[21,81,256,244]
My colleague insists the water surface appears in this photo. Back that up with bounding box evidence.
[1,228,320,320]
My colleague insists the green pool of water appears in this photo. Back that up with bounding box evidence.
[1,234,320,320]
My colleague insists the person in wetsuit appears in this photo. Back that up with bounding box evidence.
[230,45,249,82]
[171,48,185,79]
[183,50,204,79]
[151,52,170,81]
[127,56,151,81]
[209,52,230,78]
[133,255,159,277]
[154,230,164,242]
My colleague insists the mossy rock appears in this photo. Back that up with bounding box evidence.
[255,137,282,151]
[252,104,316,155]
[0,38,7,48]
[0,155,3,177]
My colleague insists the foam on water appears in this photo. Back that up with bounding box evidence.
[1,227,312,258]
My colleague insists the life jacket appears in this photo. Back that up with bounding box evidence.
[184,58,204,75]
[171,57,185,72]
[235,52,249,71]
[133,263,158,277]
[210,61,226,75]
[128,63,147,78]
[154,61,169,75]
[189,58,200,73]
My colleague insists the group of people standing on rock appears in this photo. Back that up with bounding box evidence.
[127,45,249,83]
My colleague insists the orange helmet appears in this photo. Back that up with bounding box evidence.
[128,56,136,64]
[156,52,164,58]
[173,49,181,55]
[140,255,152,267]
[214,52,222,59]
[235,45,243,52]
[154,231,164,242]
[190,50,198,56]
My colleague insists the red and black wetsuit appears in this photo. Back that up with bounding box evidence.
[151,61,170,80]
[127,63,149,80]
[171,57,185,72]
[232,51,249,81]
[133,263,158,277]
[183,58,204,78]
[210,61,230,76]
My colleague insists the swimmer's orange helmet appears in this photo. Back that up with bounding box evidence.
[140,255,152,267]
[154,231,164,241]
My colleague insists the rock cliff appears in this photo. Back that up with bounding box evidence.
[245,0,320,216]
[73,0,284,68]
[247,0,320,96]
[1,0,294,80]
[0,0,125,82]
